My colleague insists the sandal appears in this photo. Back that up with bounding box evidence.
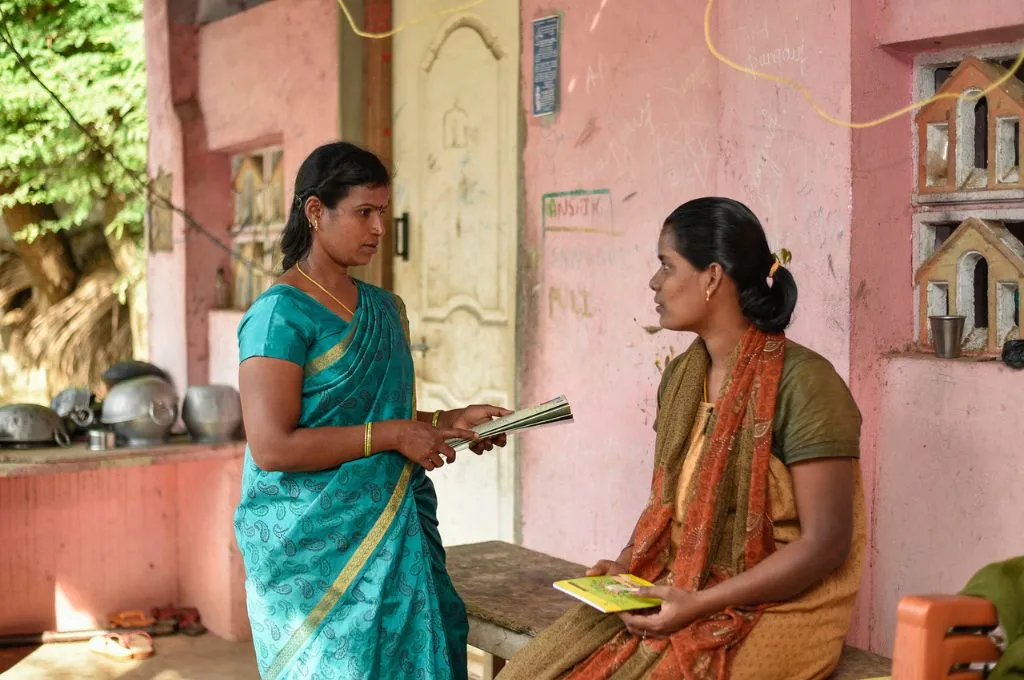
[88,632,154,661]
[150,604,206,636]
[108,609,155,629]
[177,607,207,636]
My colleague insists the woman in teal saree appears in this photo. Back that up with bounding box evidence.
[235,142,508,680]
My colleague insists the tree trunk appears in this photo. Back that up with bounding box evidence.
[102,193,148,360]
[1,202,78,311]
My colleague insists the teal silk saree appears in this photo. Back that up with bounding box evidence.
[234,282,468,680]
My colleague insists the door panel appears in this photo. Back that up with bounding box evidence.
[392,0,519,546]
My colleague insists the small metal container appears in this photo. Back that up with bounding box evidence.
[930,315,966,359]
[87,428,117,451]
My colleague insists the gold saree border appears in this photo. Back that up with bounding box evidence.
[265,461,414,679]
[393,293,417,417]
[304,323,357,378]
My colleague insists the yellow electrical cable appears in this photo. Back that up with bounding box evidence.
[702,0,1024,129]
[337,0,486,40]
[335,0,1024,131]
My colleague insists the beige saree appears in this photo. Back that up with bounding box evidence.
[500,336,865,680]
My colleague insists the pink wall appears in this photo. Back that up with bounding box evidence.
[878,0,1024,50]
[139,0,342,642]
[147,0,341,387]
[869,357,1024,652]
[144,0,189,390]
[0,454,246,638]
[0,467,178,634]
[848,0,915,649]
[850,0,1024,655]
[518,0,1024,656]
[518,0,854,562]
[176,456,249,640]
[146,0,233,389]
[136,0,1024,657]
[197,0,340,195]
[715,0,853,374]
[517,0,720,560]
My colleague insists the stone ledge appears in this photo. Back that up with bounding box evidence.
[0,437,246,479]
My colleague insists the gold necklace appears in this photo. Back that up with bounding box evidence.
[295,263,356,317]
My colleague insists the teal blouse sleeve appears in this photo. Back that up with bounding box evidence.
[237,290,311,367]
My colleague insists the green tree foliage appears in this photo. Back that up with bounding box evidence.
[0,0,147,395]
[0,0,147,242]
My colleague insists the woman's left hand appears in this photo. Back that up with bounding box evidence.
[445,404,512,454]
[618,586,708,639]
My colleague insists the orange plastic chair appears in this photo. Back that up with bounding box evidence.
[891,594,1001,680]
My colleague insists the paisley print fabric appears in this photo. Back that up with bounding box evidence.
[234,282,467,680]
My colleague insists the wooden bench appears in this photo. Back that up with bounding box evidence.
[447,541,892,679]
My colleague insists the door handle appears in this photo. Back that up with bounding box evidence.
[409,336,429,355]
[394,212,410,261]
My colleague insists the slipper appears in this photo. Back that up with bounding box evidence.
[150,604,206,636]
[151,604,177,623]
[177,607,207,636]
[88,632,154,661]
[108,609,155,629]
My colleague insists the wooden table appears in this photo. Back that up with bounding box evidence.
[446,541,892,679]
[447,541,583,664]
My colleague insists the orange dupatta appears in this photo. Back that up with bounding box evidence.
[567,328,786,680]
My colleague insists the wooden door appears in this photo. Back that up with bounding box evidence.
[392,0,520,546]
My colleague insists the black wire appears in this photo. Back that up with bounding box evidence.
[0,7,269,274]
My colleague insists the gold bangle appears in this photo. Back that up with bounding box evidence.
[363,422,373,458]
[431,410,442,428]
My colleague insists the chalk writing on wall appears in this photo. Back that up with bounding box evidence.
[541,190,623,324]
[547,245,629,271]
[747,42,807,76]
[548,285,594,319]
[542,189,616,236]
[750,108,782,190]
[586,54,608,95]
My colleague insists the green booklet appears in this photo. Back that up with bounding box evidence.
[553,574,662,613]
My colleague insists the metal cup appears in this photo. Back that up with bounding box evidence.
[87,428,116,451]
[929,315,966,359]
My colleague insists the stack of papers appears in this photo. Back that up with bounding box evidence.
[447,395,573,452]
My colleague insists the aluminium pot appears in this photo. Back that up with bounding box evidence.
[101,375,179,446]
[0,404,71,447]
[182,385,243,443]
[51,386,97,430]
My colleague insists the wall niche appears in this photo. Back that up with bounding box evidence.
[915,217,1024,354]
[915,56,1024,202]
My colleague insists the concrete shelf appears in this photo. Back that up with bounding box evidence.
[0,438,245,479]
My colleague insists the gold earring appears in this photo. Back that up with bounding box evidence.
[312,220,319,232]
[705,290,711,302]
